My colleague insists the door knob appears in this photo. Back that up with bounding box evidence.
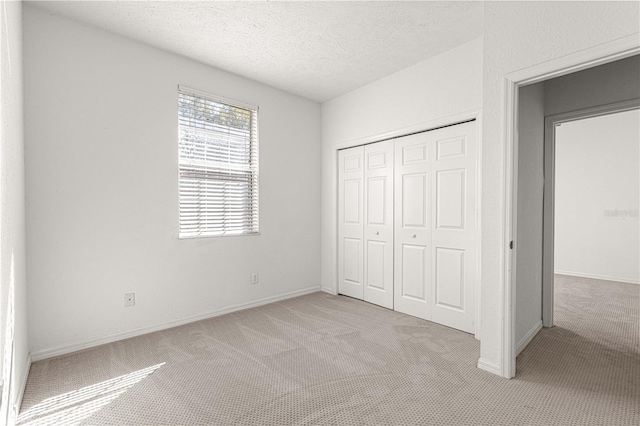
[412,234,417,238]
[375,231,379,235]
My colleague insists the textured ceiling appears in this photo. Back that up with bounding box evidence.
[27,1,484,102]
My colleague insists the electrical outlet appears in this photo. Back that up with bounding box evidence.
[124,293,135,307]
[251,273,259,284]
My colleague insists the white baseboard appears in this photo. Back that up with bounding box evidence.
[516,320,543,356]
[477,358,502,376]
[31,286,321,362]
[555,270,639,285]
[13,353,31,421]
[321,286,336,295]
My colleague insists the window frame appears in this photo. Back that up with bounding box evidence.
[177,85,259,239]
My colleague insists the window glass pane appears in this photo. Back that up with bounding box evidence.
[178,89,258,237]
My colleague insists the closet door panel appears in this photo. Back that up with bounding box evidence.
[430,121,476,334]
[363,141,394,309]
[400,244,427,301]
[394,133,431,320]
[434,247,465,310]
[338,147,364,300]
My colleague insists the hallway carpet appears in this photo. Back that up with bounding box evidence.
[18,275,639,425]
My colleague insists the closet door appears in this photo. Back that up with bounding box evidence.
[430,121,476,333]
[363,141,394,309]
[394,133,431,320]
[394,121,476,333]
[340,122,476,331]
[338,146,364,299]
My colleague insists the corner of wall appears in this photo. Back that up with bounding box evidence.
[13,353,31,420]
[477,358,502,377]
[1,0,29,423]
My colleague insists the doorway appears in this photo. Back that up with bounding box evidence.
[503,45,640,378]
[543,103,640,327]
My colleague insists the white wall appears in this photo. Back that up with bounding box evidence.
[24,6,321,359]
[555,110,639,283]
[480,1,639,375]
[515,82,544,353]
[320,38,484,295]
[19,0,640,381]
[0,0,29,421]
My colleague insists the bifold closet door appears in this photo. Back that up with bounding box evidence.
[339,122,475,332]
[394,133,431,320]
[430,121,476,334]
[363,141,394,309]
[394,121,476,333]
[338,141,393,308]
[338,146,364,299]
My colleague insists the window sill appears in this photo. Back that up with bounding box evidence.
[178,232,260,240]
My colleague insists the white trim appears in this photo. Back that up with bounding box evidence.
[555,271,640,285]
[474,111,483,340]
[14,353,31,418]
[178,231,261,240]
[502,77,518,379]
[178,84,259,112]
[502,34,640,379]
[477,358,502,376]
[542,115,556,328]
[543,99,640,327]
[31,286,321,362]
[515,321,542,356]
[506,35,640,86]
[333,147,340,296]
[545,99,640,125]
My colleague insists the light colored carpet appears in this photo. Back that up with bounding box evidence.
[18,275,639,425]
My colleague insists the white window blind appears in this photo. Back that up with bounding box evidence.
[178,86,259,238]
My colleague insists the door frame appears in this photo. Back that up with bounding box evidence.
[542,99,640,327]
[333,109,483,338]
[502,35,639,378]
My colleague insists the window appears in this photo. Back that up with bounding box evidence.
[178,86,259,238]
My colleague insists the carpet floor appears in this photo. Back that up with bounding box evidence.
[18,275,639,425]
